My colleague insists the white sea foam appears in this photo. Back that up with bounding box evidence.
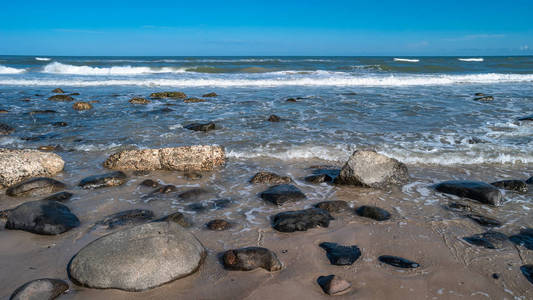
[458,58,484,62]
[0,65,26,74]
[42,62,187,75]
[393,58,420,62]
[35,57,51,61]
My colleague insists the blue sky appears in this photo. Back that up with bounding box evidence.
[0,0,532,56]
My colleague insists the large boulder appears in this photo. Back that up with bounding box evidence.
[0,149,64,188]
[434,180,503,206]
[68,222,206,291]
[103,146,225,172]
[9,278,69,300]
[334,150,408,188]
[6,177,66,197]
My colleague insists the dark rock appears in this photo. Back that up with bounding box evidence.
[434,180,503,206]
[286,98,298,102]
[521,265,533,285]
[149,91,187,99]
[9,278,68,300]
[356,205,391,221]
[492,273,500,279]
[183,97,206,103]
[267,114,280,122]
[474,93,485,96]
[221,247,282,271]
[52,122,68,127]
[260,184,306,205]
[29,110,56,115]
[474,96,494,101]
[5,200,80,235]
[317,275,351,296]
[129,97,150,104]
[144,185,177,198]
[378,255,420,268]
[491,180,528,193]
[139,179,160,188]
[153,212,192,228]
[510,228,533,250]
[0,109,8,113]
[95,209,154,229]
[187,202,208,212]
[527,176,533,184]
[184,172,202,180]
[518,115,533,121]
[305,174,333,184]
[319,242,361,265]
[52,88,65,93]
[206,219,231,230]
[463,231,509,249]
[466,214,502,227]
[444,201,472,212]
[79,171,127,189]
[148,108,174,114]
[21,133,60,142]
[69,92,80,96]
[271,208,333,232]
[42,191,73,202]
[184,122,216,132]
[250,172,292,184]
[179,188,209,200]
[314,201,350,213]
[212,198,232,209]
[0,123,14,135]
[6,177,66,197]
[202,92,218,97]
[72,102,92,110]
[133,170,151,176]
[48,95,74,101]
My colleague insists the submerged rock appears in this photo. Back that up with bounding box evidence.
[491,180,528,193]
[68,222,206,291]
[29,109,57,115]
[250,172,292,184]
[184,172,202,180]
[221,247,282,271]
[466,214,502,227]
[52,121,68,127]
[356,205,391,221]
[510,228,533,250]
[6,177,66,197]
[521,265,533,285]
[314,201,350,213]
[153,211,192,228]
[518,115,533,121]
[444,201,472,212]
[129,97,151,104]
[5,200,80,235]
[317,275,351,296]
[72,101,92,111]
[206,219,231,231]
[139,179,160,188]
[9,278,69,300]
[260,184,306,205]
[78,171,127,189]
[184,122,216,132]
[334,150,409,188]
[271,208,333,232]
[434,180,503,206]
[463,231,509,249]
[474,93,485,96]
[178,188,209,200]
[305,174,333,184]
[378,255,420,268]
[183,97,207,103]
[319,242,361,265]
[143,185,178,199]
[474,96,494,101]
[267,114,280,122]
[527,176,533,184]
[149,91,187,99]
[202,92,217,97]
[42,191,73,202]
[95,209,154,229]
[103,146,225,172]
[48,95,73,101]
[0,123,14,135]
[0,149,64,188]
[52,88,65,93]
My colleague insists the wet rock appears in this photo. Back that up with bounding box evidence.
[474,93,485,96]
[95,209,154,229]
[518,114,533,121]
[72,102,92,111]
[78,171,127,189]
[103,146,225,172]
[221,247,282,271]
[267,114,280,122]
[9,278,68,300]
[139,179,160,188]
[463,231,509,249]
[38,145,60,151]
[179,188,209,200]
[5,199,80,235]
[21,133,60,142]
[187,202,208,213]
[206,219,231,230]
[42,191,73,202]
[271,208,333,232]
[319,242,361,265]
[29,110,56,115]
[521,265,533,285]
[0,109,8,113]
[52,88,65,93]
[0,149,65,188]
[70,92,81,96]
[305,174,333,184]
[317,275,351,296]
[286,98,298,102]
[444,201,472,212]
[314,201,350,213]
[48,95,74,101]
[153,212,192,228]
[491,180,528,193]
[334,150,409,188]
[184,172,202,180]
[148,107,174,114]
[492,273,500,279]
[0,123,14,135]
[466,214,502,227]
[202,92,217,97]
[474,96,494,101]
[260,184,306,205]
[378,255,420,268]
[211,198,232,209]
[183,97,207,103]
[250,171,292,184]
[144,185,178,198]
[6,177,66,197]
[149,91,187,99]
[133,170,151,176]
[184,122,216,132]
[510,228,533,250]
[52,122,68,127]
[68,222,206,291]
[129,97,150,104]
[356,205,391,221]
[527,176,533,184]
[434,180,503,206]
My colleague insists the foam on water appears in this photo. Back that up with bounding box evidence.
[35,57,51,61]
[394,58,420,62]
[458,58,484,62]
[0,65,25,74]
[42,62,187,75]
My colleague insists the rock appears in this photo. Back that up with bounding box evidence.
[72,102,92,110]
[9,278,68,300]
[48,95,74,101]
[139,179,160,188]
[286,98,298,102]
[52,88,65,93]
[95,209,154,229]
[0,123,14,135]
[52,122,68,127]
[521,265,533,285]
[183,97,206,103]
[78,171,127,189]
[221,247,282,271]
[0,109,8,113]
[206,219,231,230]
[334,150,409,188]
[444,201,472,212]
[29,110,56,115]
[184,122,216,132]
[463,231,509,249]
[378,255,420,268]
[305,174,333,184]
[319,242,361,265]
[492,273,500,279]
[133,170,151,176]
[5,200,80,235]
[187,202,209,213]
[355,205,391,221]
[510,228,533,250]
[434,180,503,206]
[317,275,351,296]
[148,108,174,114]
[314,201,350,213]
[250,172,292,184]
[527,176,533,184]
[42,191,73,202]
[149,91,187,99]
[179,188,209,200]
[153,212,192,228]
[129,97,150,104]
[474,93,485,96]
[491,180,528,193]
[271,208,333,232]
[38,145,60,152]
[260,184,306,205]
[103,146,225,172]
[6,177,66,197]
[0,149,64,188]
[466,214,502,227]
[143,185,178,199]
[474,96,494,101]
[70,93,81,96]
[518,115,533,121]
[184,172,202,180]
[202,92,217,97]
[267,114,280,122]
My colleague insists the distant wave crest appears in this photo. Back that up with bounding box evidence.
[458,58,484,62]
[42,62,187,75]
[35,57,51,61]
[393,58,420,62]
[0,65,26,74]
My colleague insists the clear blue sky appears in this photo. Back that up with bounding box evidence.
[1,0,532,56]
